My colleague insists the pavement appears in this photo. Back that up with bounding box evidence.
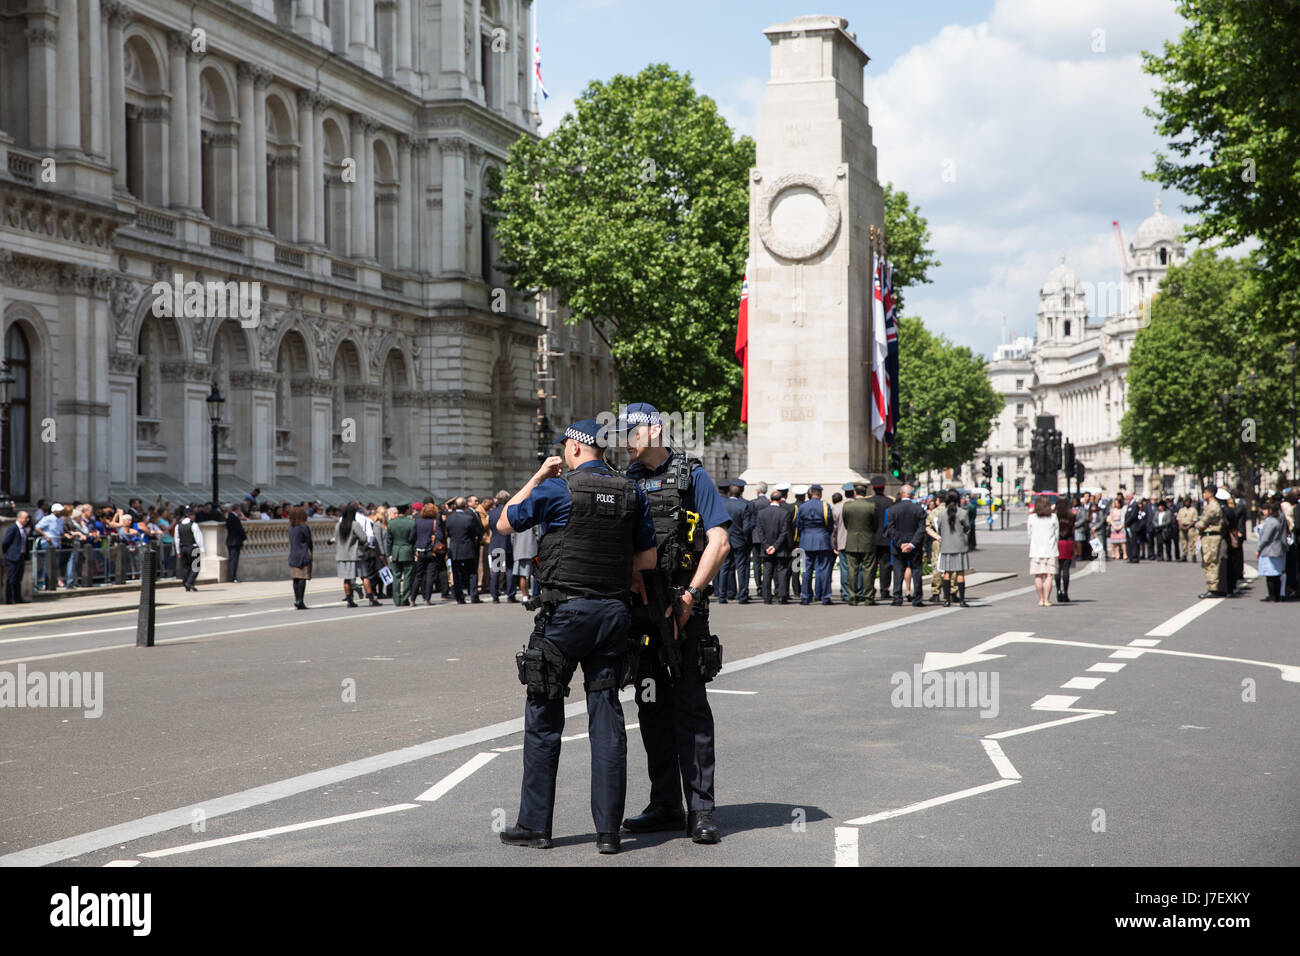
[0,524,1294,867]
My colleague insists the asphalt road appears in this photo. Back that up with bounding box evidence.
[1,532,1295,867]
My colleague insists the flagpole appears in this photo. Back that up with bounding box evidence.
[532,1,539,119]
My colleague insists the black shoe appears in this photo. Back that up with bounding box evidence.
[345,596,357,608]
[778,598,790,605]
[821,600,832,605]
[492,596,500,603]
[738,599,750,605]
[456,599,467,604]
[799,600,810,605]
[294,602,307,610]
[687,810,719,844]
[596,832,620,854]
[500,824,552,849]
[470,597,483,604]
[507,596,517,603]
[912,600,926,608]
[1197,591,1224,599]
[369,596,382,607]
[928,594,942,604]
[717,598,728,604]
[891,599,903,607]
[866,599,877,606]
[622,804,687,833]
[764,600,774,605]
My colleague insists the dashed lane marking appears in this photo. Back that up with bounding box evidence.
[415,753,499,802]
[1061,676,1106,690]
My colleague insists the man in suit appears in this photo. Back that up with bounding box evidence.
[795,484,836,605]
[755,488,795,604]
[866,477,894,603]
[386,503,417,606]
[444,497,484,603]
[750,481,768,588]
[840,483,879,605]
[3,511,31,603]
[486,492,515,602]
[225,504,247,583]
[833,484,856,602]
[718,480,756,604]
[1124,494,1143,564]
[886,484,927,607]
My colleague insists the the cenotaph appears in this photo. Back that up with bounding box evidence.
[740,15,888,489]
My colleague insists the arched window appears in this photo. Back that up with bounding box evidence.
[1063,319,1071,337]
[2,324,30,501]
[1138,277,1146,298]
[1159,247,1167,265]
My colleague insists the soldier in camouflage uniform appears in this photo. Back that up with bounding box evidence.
[926,497,944,603]
[1176,496,1199,562]
[1195,485,1225,597]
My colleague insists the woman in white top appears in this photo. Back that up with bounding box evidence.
[1026,495,1060,607]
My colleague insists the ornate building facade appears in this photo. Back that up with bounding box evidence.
[0,0,551,505]
[982,201,1196,498]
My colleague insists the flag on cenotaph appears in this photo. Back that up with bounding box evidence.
[735,259,750,423]
[871,253,890,441]
[884,261,899,442]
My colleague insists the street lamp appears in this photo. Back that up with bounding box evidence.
[206,381,225,514]
[1288,343,1297,484]
[722,452,730,482]
[0,362,14,516]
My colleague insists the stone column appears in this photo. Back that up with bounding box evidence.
[349,112,367,257]
[313,94,328,244]
[24,13,59,152]
[348,0,379,71]
[84,0,105,159]
[297,90,317,244]
[397,134,413,270]
[363,120,376,259]
[55,0,82,153]
[396,0,414,85]
[104,1,130,191]
[439,137,466,274]
[441,0,466,92]
[414,139,431,274]
[187,45,204,210]
[237,63,257,226]
[167,30,189,208]
[254,69,271,229]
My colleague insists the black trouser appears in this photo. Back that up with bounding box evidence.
[518,598,630,835]
[1171,530,1181,560]
[1158,533,1173,560]
[227,545,242,581]
[6,558,25,603]
[1126,529,1140,562]
[292,578,306,604]
[891,546,923,602]
[1265,575,1282,601]
[760,554,790,602]
[489,547,511,599]
[452,558,477,602]
[633,600,716,814]
[872,544,892,601]
[178,550,199,588]
[1054,558,1073,596]
[413,552,438,601]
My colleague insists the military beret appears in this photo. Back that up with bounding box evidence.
[562,418,603,447]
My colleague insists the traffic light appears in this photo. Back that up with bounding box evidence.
[1063,440,1076,477]
[1074,461,1085,484]
[982,456,992,481]
[890,447,903,480]
[996,463,1004,482]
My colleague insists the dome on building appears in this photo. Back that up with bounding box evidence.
[1041,254,1083,296]
[1134,197,1180,249]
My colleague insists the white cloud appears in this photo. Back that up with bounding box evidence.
[861,0,1191,357]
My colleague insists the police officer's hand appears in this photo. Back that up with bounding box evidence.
[532,456,563,484]
[630,570,647,605]
[670,591,694,628]
[765,545,775,555]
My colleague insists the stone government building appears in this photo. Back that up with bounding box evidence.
[981,200,1195,498]
[0,0,601,507]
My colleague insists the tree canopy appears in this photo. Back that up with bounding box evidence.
[883,183,940,313]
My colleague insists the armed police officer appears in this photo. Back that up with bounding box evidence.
[498,419,658,855]
[617,403,731,844]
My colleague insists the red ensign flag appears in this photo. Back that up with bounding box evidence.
[735,260,750,423]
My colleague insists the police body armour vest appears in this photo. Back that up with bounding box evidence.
[537,464,638,600]
[636,453,706,584]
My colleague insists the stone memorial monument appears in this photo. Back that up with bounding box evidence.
[740,14,888,489]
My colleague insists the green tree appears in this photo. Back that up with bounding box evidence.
[1121,249,1289,482]
[488,64,754,437]
[1143,0,1300,333]
[882,183,940,313]
[892,316,1002,479]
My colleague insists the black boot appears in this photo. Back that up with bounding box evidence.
[623,804,687,833]
[500,824,552,849]
[958,581,968,607]
[344,591,357,608]
[941,579,951,607]
[687,810,719,844]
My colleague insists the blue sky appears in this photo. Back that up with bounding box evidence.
[533,0,1193,359]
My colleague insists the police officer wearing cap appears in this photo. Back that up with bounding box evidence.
[498,419,658,855]
[796,484,836,604]
[717,479,756,604]
[617,402,731,844]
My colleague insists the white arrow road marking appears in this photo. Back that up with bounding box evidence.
[1146,598,1222,636]
[415,752,499,802]
[138,803,419,858]
[920,631,1032,673]
[985,712,1106,740]
[980,739,1020,780]
[103,860,140,867]
[845,780,1020,826]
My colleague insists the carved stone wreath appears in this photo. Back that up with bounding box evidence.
[756,172,842,261]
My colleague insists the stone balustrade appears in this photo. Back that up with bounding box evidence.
[197,517,339,582]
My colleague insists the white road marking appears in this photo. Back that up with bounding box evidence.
[1032,694,1080,710]
[834,827,859,867]
[1087,662,1126,673]
[1061,676,1105,690]
[415,753,499,802]
[492,745,523,753]
[985,712,1106,740]
[560,732,589,742]
[980,739,1020,780]
[138,803,419,858]
[844,780,1019,826]
[103,860,140,867]
[920,631,1034,673]
[1109,648,1146,659]
[1129,638,1161,647]
[1146,598,1222,637]
[706,689,757,695]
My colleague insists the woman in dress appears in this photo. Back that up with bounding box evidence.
[1255,499,1287,603]
[1054,497,1075,603]
[1108,494,1127,560]
[288,505,313,609]
[1027,495,1059,607]
[335,502,380,607]
[927,490,971,607]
